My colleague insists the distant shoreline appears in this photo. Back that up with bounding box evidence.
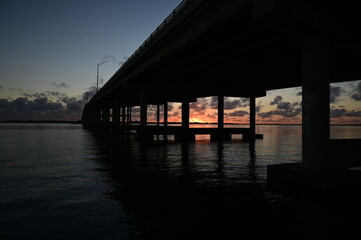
[0,120,360,126]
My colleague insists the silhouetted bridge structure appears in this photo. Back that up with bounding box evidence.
[83,0,361,189]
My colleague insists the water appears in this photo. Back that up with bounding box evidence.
[0,123,361,240]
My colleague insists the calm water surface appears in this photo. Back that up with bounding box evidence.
[1,123,360,240]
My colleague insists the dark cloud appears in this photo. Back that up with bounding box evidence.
[259,96,301,119]
[330,107,361,118]
[277,102,291,110]
[209,97,249,110]
[52,81,70,89]
[0,85,99,121]
[270,96,282,105]
[228,110,249,117]
[167,103,174,112]
[0,85,2,90]
[190,99,208,114]
[209,96,218,109]
[351,81,361,101]
[346,110,361,118]
[225,97,249,110]
[330,86,343,104]
[0,97,63,120]
[256,104,263,113]
[258,108,301,119]
[257,111,274,118]
[330,108,348,118]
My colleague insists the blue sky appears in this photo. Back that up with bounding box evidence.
[0,0,360,123]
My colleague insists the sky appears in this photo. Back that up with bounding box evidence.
[0,0,360,124]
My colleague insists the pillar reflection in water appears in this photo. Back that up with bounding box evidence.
[247,140,258,182]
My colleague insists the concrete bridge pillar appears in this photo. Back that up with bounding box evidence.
[302,34,330,170]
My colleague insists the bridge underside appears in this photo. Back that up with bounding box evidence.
[83,0,361,173]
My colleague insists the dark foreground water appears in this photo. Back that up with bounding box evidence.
[1,123,361,240]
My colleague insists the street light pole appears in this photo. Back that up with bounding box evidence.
[97,60,108,92]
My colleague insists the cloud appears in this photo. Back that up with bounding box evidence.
[330,107,361,118]
[190,99,208,114]
[228,110,249,117]
[270,96,282,105]
[351,81,361,101]
[209,97,249,110]
[0,85,2,90]
[330,108,348,118]
[330,86,343,104]
[52,81,70,88]
[259,96,301,119]
[0,84,99,121]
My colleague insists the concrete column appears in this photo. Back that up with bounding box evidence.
[181,100,189,129]
[157,104,160,127]
[250,96,256,138]
[302,34,330,170]
[218,95,224,129]
[164,102,168,127]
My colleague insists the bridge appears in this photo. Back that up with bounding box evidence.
[83,0,361,189]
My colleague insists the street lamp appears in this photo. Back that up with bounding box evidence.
[97,60,109,92]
